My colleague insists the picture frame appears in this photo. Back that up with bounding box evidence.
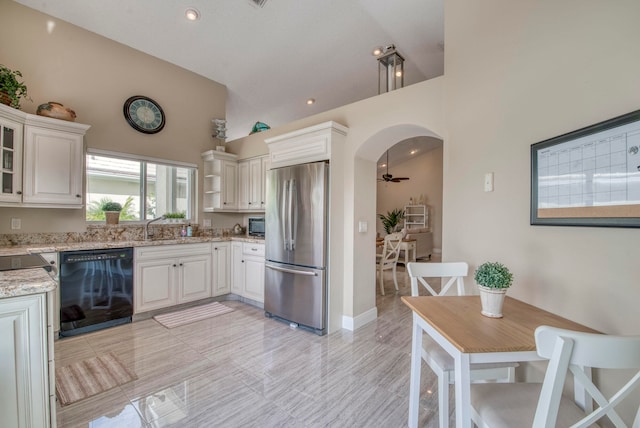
[531,109,640,227]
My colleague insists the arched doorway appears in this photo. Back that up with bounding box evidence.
[347,124,443,329]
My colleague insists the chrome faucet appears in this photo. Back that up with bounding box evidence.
[144,215,165,240]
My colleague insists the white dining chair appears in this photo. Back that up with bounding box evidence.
[376,232,402,295]
[471,325,640,428]
[407,262,518,428]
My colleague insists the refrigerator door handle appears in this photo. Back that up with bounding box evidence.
[291,179,298,250]
[266,263,318,276]
[287,178,294,251]
[281,180,289,251]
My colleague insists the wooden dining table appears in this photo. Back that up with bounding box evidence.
[401,295,599,428]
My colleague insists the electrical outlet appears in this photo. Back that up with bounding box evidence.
[203,218,212,227]
[11,218,21,230]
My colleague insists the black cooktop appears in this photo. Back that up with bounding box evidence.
[0,254,51,272]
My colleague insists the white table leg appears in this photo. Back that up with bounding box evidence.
[408,313,423,428]
[454,352,472,428]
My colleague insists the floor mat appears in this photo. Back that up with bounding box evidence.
[56,352,136,406]
[153,301,234,328]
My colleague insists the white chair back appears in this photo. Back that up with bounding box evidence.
[380,233,402,267]
[533,326,640,428]
[407,262,469,296]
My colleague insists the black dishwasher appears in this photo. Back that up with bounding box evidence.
[59,247,133,337]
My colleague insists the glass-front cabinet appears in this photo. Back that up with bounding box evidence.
[0,115,23,203]
[0,103,90,208]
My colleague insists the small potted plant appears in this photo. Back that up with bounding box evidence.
[0,65,30,109]
[102,201,123,225]
[164,212,186,223]
[378,208,405,234]
[474,261,513,318]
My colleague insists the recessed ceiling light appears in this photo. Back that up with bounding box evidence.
[410,149,417,155]
[185,8,200,21]
[372,46,383,56]
[306,98,315,105]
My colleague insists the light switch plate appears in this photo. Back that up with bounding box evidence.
[484,172,494,192]
[358,221,368,233]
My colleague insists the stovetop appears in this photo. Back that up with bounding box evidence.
[0,254,51,272]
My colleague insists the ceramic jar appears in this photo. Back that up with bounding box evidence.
[36,101,77,122]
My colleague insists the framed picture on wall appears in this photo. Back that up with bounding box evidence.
[531,109,640,227]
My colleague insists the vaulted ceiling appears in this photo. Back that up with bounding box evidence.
[13,0,444,141]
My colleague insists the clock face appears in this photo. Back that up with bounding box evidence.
[123,96,165,134]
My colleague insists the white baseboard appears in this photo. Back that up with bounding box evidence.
[342,306,377,331]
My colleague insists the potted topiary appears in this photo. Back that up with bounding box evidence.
[102,201,123,225]
[378,208,405,234]
[474,261,513,318]
[0,65,30,109]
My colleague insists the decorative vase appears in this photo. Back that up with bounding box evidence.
[36,101,77,122]
[105,211,120,225]
[478,285,507,318]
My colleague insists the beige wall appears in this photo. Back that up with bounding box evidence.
[0,1,227,233]
[444,0,640,419]
[376,144,443,252]
[444,0,640,334]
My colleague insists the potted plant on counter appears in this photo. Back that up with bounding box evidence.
[0,65,30,109]
[164,212,186,223]
[102,201,123,225]
[474,261,513,318]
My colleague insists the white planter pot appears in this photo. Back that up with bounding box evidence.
[478,285,507,318]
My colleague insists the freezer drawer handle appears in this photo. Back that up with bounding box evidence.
[266,263,318,276]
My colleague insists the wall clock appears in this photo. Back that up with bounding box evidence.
[123,95,165,134]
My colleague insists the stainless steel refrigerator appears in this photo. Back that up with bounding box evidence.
[264,161,328,335]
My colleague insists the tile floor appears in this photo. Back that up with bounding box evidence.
[55,262,450,427]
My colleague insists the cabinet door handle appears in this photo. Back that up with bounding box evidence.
[17,191,22,195]
[179,263,183,266]
[241,260,244,263]
[173,264,177,267]
[76,194,81,198]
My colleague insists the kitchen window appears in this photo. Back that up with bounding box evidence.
[86,149,196,222]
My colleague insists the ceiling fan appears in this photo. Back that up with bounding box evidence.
[378,150,409,182]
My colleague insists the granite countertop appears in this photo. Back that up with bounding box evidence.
[0,235,264,299]
[0,235,265,256]
[0,268,57,299]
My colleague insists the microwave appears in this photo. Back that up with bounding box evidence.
[248,217,265,237]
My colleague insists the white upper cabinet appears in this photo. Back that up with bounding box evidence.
[265,121,347,168]
[0,103,89,208]
[0,114,23,204]
[22,125,84,206]
[237,155,269,212]
[201,150,238,212]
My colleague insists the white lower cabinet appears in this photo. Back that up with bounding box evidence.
[231,242,265,303]
[212,242,230,296]
[0,293,52,428]
[230,242,244,295]
[134,244,212,313]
